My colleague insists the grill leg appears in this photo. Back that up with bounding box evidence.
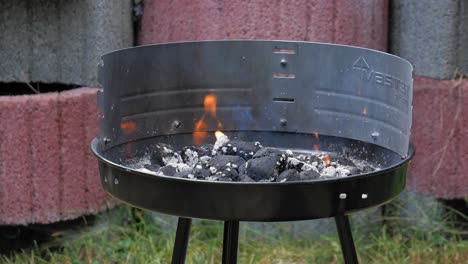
[171,217,192,264]
[222,221,239,264]
[335,215,358,264]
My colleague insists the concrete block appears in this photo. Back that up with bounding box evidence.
[390,0,468,79]
[0,0,133,87]
[29,93,61,223]
[58,90,89,220]
[0,96,34,225]
[139,0,388,51]
[408,76,468,198]
[0,88,116,225]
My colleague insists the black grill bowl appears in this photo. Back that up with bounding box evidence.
[91,132,414,221]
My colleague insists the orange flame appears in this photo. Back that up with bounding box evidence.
[323,155,330,167]
[120,121,137,135]
[215,130,225,140]
[313,132,320,151]
[204,94,217,116]
[192,94,223,146]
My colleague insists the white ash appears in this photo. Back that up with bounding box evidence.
[322,166,336,177]
[288,157,301,167]
[209,166,217,174]
[162,162,191,173]
[183,148,199,166]
[162,154,182,166]
[212,133,230,154]
[200,155,211,164]
[125,140,380,183]
[335,167,351,177]
[301,162,318,172]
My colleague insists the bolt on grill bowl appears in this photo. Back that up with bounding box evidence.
[91,41,414,263]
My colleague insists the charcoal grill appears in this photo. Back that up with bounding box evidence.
[91,40,414,264]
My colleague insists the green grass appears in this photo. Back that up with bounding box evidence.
[1,203,467,264]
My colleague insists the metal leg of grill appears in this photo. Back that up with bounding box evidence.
[335,215,358,264]
[171,217,192,264]
[222,221,240,264]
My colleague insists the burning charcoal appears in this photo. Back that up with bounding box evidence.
[150,143,182,166]
[208,155,245,171]
[159,165,177,176]
[144,164,160,172]
[299,170,320,180]
[199,155,212,165]
[196,144,214,156]
[220,140,263,160]
[239,174,255,182]
[220,167,240,181]
[335,167,351,177]
[287,157,301,169]
[329,155,356,167]
[181,147,199,166]
[321,166,337,177]
[287,158,318,172]
[174,170,193,178]
[218,176,233,182]
[212,132,230,154]
[172,163,192,172]
[277,169,300,182]
[192,167,211,179]
[243,147,288,181]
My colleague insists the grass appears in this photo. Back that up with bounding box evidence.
[1,200,467,264]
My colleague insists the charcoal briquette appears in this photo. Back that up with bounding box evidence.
[144,164,160,172]
[299,170,320,180]
[277,169,300,182]
[181,147,199,166]
[159,165,177,176]
[208,155,246,170]
[220,140,262,159]
[150,143,182,166]
[174,170,192,178]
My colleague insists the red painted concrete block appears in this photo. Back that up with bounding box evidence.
[139,0,388,51]
[0,88,115,225]
[0,96,34,225]
[409,76,468,199]
[29,93,61,223]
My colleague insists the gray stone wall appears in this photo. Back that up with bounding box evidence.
[0,0,133,87]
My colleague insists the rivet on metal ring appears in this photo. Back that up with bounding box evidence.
[172,120,182,128]
[280,118,287,126]
[371,132,379,139]
[339,193,347,199]
[280,59,287,66]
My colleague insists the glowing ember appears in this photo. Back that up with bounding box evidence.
[323,155,330,167]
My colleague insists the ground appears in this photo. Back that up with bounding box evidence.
[0,202,467,264]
